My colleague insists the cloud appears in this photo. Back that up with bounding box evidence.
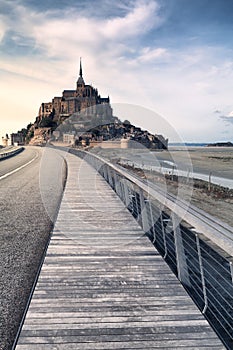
[103,0,160,39]
[0,25,4,42]
[30,0,161,61]
[0,0,166,107]
[128,47,168,65]
[219,111,233,125]
[0,17,7,42]
[140,47,167,61]
[0,0,162,78]
[1,0,160,57]
[220,116,233,125]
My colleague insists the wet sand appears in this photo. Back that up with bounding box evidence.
[162,146,233,180]
[165,147,233,226]
[91,146,233,227]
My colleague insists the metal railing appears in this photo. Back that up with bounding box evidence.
[0,146,24,160]
[70,148,233,350]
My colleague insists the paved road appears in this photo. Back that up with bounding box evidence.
[0,146,66,350]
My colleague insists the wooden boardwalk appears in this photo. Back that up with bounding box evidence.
[16,153,225,349]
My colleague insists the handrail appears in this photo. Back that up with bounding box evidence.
[72,149,233,257]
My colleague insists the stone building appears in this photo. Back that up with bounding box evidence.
[63,132,75,145]
[2,134,9,147]
[11,132,25,146]
[36,59,113,126]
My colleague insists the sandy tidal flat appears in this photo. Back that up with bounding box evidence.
[91,146,233,227]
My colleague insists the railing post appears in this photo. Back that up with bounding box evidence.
[196,233,208,313]
[122,179,130,207]
[161,215,168,259]
[128,192,135,214]
[149,201,157,243]
[107,166,113,188]
[111,169,117,191]
[114,172,121,196]
[172,213,191,287]
[116,176,123,199]
[114,171,122,198]
[118,181,124,201]
[102,164,108,181]
[230,262,233,284]
[139,188,149,232]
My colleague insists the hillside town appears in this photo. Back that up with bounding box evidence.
[10,61,168,150]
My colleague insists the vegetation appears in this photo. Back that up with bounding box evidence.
[39,117,57,129]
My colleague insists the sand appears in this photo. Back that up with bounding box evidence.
[91,146,233,227]
[166,147,233,226]
[162,146,233,180]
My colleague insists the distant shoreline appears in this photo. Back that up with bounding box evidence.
[206,141,233,147]
[169,142,233,147]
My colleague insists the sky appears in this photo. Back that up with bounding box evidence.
[1,0,233,143]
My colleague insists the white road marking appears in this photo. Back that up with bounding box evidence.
[0,154,38,181]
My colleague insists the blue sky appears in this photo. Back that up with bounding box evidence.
[1,0,233,142]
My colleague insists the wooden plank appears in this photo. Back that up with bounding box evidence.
[16,344,225,350]
[16,153,225,349]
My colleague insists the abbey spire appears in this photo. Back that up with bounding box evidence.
[79,57,83,77]
[77,58,85,88]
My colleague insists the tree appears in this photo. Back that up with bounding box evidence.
[123,120,131,125]
[39,117,57,129]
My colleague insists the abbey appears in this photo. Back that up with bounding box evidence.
[13,61,168,149]
[36,60,113,125]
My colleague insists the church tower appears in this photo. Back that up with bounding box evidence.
[76,58,85,97]
[38,59,113,124]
